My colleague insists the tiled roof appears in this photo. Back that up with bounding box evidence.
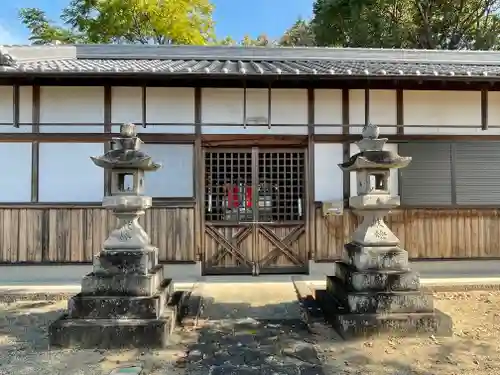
[2,44,500,78]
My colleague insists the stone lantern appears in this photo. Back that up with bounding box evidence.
[49,123,175,349]
[324,123,452,338]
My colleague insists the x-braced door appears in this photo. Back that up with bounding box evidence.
[203,148,308,275]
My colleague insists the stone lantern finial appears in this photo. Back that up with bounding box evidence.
[120,122,137,138]
[361,123,380,140]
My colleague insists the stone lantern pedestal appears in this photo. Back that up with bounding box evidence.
[324,124,452,339]
[49,124,175,348]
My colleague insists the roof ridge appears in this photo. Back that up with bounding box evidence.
[3,44,500,65]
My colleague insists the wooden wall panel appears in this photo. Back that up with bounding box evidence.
[0,206,195,263]
[4,206,500,263]
[315,207,500,261]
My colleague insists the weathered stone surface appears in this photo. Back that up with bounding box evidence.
[68,279,172,319]
[349,213,401,246]
[326,275,432,313]
[93,247,159,275]
[325,124,452,339]
[333,310,452,339]
[81,265,164,296]
[334,263,420,292]
[343,243,409,271]
[49,124,177,350]
[316,288,452,339]
[49,309,176,349]
[345,290,433,314]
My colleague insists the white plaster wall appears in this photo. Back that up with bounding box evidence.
[40,86,104,133]
[0,86,32,133]
[349,90,397,135]
[141,144,194,197]
[145,87,195,133]
[404,90,481,134]
[38,143,104,202]
[314,89,343,134]
[111,87,195,133]
[486,91,500,130]
[349,143,399,197]
[314,143,344,202]
[0,142,31,202]
[111,87,141,132]
[201,88,308,134]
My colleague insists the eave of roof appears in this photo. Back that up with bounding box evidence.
[1,44,500,80]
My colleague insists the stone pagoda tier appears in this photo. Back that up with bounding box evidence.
[325,123,452,339]
[49,123,175,349]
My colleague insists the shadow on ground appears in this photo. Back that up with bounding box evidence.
[0,294,496,375]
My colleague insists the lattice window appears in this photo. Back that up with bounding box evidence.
[204,149,305,223]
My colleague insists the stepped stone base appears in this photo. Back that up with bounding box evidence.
[49,249,177,349]
[49,310,176,349]
[334,310,451,339]
[68,279,172,319]
[81,265,164,296]
[322,261,453,339]
[343,243,409,271]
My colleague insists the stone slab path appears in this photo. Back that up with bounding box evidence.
[174,281,325,375]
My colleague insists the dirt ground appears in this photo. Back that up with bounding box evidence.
[0,291,499,374]
[314,290,500,375]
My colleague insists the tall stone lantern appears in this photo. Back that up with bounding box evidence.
[49,123,175,349]
[324,123,451,338]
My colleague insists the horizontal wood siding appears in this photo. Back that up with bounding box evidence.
[0,207,195,263]
[315,207,500,260]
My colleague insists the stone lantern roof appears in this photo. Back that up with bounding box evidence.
[338,123,411,171]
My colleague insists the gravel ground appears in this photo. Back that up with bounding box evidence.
[313,290,500,375]
[0,291,500,375]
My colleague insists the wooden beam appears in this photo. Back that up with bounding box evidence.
[396,89,404,135]
[141,85,147,128]
[481,87,488,131]
[13,84,19,128]
[364,87,370,125]
[194,87,203,262]
[0,132,196,143]
[307,88,315,261]
[104,85,112,196]
[31,85,40,203]
[342,88,350,206]
[201,134,307,147]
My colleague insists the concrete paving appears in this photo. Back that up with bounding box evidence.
[0,260,499,294]
[197,280,302,321]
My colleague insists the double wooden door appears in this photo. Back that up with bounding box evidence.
[203,148,308,275]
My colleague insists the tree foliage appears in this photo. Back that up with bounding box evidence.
[20,0,215,45]
[311,0,500,49]
[216,34,273,46]
[279,19,316,47]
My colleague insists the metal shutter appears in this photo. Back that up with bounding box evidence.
[455,142,500,205]
[399,142,453,205]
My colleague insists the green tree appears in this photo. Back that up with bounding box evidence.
[215,34,273,46]
[20,0,215,45]
[279,18,316,47]
[311,0,500,49]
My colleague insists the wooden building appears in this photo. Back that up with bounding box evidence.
[2,44,500,275]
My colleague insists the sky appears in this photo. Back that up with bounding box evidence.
[0,0,314,44]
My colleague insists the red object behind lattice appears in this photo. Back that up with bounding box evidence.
[225,184,253,208]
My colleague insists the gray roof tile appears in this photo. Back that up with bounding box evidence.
[1,44,500,78]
